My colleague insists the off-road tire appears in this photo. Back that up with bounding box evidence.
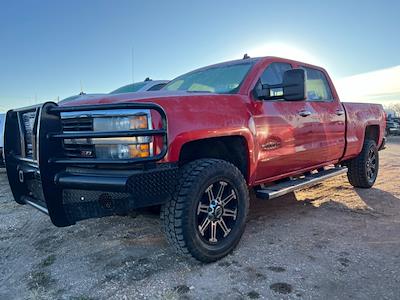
[161,159,249,262]
[347,139,379,188]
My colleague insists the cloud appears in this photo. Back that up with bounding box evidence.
[335,66,400,104]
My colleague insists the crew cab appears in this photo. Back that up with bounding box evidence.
[4,56,386,262]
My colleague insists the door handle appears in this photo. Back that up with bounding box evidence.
[336,109,345,116]
[298,110,312,117]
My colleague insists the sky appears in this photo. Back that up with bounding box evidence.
[336,66,400,103]
[0,0,399,110]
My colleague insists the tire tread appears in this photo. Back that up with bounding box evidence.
[160,159,248,262]
[347,139,378,188]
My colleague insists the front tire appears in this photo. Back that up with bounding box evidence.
[347,139,379,188]
[161,159,249,262]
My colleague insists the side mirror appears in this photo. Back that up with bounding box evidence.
[282,69,306,101]
[254,69,306,101]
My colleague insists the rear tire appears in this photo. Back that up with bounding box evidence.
[347,139,379,188]
[161,159,249,262]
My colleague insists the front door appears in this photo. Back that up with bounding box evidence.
[252,62,321,182]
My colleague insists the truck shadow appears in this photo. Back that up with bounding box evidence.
[247,186,400,220]
[354,187,400,215]
[126,184,400,221]
[248,190,301,220]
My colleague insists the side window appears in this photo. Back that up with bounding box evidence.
[303,67,333,101]
[260,62,292,85]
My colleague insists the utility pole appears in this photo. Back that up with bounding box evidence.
[132,46,135,84]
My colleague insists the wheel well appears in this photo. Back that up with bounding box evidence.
[179,136,249,182]
[365,125,379,144]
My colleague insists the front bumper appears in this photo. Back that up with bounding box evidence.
[4,102,175,227]
[0,148,4,167]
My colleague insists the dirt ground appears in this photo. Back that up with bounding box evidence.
[1,137,400,300]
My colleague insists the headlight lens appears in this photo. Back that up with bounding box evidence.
[92,114,151,159]
[93,115,148,131]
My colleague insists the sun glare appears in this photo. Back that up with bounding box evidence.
[241,42,323,66]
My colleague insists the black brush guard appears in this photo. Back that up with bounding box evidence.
[4,102,177,227]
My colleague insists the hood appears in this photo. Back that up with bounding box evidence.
[59,90,218,107]
[59,93,107,104]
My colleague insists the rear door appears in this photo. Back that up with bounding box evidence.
[300,66,346,163]
[253,62,321,181]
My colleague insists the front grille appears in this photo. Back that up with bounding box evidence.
[61,117,95,158]
[62,143,96,158]
[61,117,93,131]
[21,111,37,158]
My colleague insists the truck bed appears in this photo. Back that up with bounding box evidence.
[342,102,386,160]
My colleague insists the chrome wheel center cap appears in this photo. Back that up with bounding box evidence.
[214,206,223,218]
[208,200,223,220]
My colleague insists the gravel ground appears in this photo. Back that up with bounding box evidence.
[1,137,400,300]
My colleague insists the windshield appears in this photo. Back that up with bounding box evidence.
[164,62,254,94]
[110,82,147,94]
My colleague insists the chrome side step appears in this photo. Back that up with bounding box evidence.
[255,167,348,200]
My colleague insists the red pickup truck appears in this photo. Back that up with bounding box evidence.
[4,56,386,262]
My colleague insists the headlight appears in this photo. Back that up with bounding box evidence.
[62,109,155,160]
[93,115,148,131]
[92,114,151,159]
